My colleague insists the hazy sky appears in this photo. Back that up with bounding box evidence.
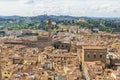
[0,0,120,17]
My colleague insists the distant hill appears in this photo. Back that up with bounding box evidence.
[0,15,21,19]
[0,15,120,21]
[0,15,80,21]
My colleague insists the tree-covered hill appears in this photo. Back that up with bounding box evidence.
[0,15,120,33]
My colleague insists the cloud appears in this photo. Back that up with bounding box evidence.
[19,0,35,4]
[0,0,120,17]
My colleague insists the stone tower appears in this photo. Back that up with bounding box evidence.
[48,19,52,38]
[36,19,52,48]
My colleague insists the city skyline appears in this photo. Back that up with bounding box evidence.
[0,0,120,17]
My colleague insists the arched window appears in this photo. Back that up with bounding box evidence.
[87,53,90,58]
[100,53,103,58]
[48,78,52,80]
[94,53,96,58]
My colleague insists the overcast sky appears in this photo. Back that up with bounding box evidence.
[0,0,120,17]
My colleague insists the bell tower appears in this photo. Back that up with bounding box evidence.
[36,19,52,48]
[48,19,52,38]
